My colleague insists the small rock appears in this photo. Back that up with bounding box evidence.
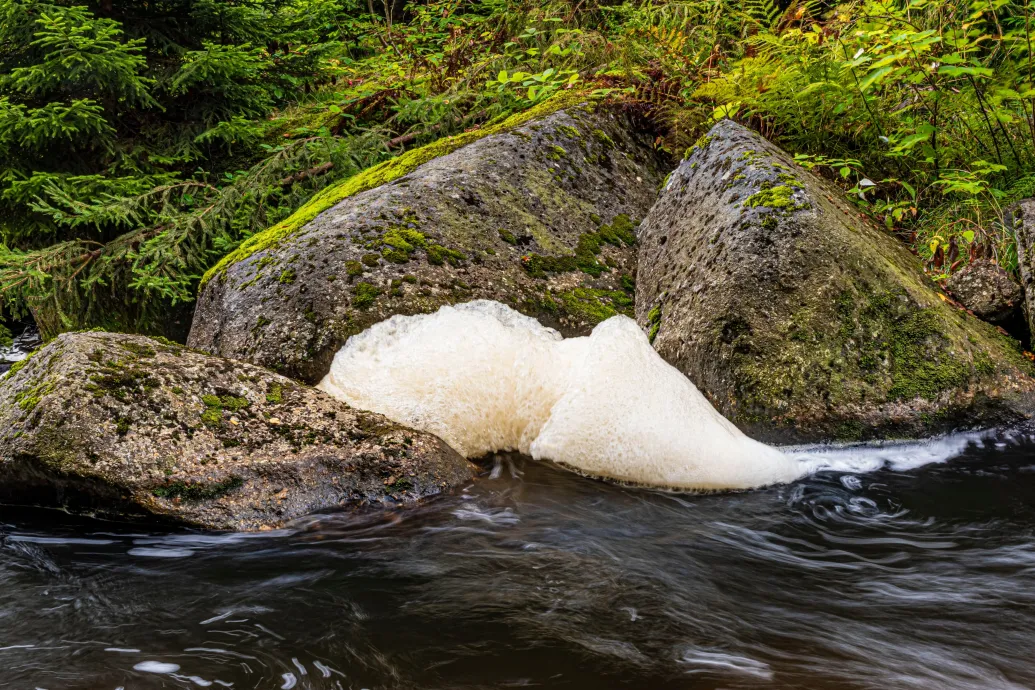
[946,260,1022,324]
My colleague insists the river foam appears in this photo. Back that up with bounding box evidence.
[318,300,804,490]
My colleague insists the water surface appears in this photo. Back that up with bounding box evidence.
[3,434,1035,689]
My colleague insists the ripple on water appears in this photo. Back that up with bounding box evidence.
[2,432,1035,688]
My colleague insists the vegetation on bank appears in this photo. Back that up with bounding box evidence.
[1,0,1034,338]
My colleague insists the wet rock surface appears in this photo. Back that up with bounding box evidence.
[189,103,668,383]
[0,332,474,530]
[946,259,1022,324]
[636,120,1035,443]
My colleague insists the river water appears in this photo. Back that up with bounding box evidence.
[4,432,1035,689]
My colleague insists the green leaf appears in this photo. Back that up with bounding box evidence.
[858,66,894,92]
[893,124,935,151]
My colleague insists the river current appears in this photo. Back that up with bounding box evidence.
[4,431,1035,689]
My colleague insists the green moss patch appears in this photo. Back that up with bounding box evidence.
[266,382,283,404]
[5,349,38,378]
[201,394,250,427]
[352,281,380,309]
[521,213,637,279]
[646,302,663,344]
[14,379,55,412]
[559,287,633,324]
[742,184,808,212]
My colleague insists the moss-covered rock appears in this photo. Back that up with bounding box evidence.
[1007,199,1035,338]
[0,332,474,530]
[636,119,1035,443]
[188,100,668,382]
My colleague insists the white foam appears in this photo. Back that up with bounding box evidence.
[318,300,802,490]
[790,430,991,475]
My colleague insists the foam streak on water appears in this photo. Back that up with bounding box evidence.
[319,300,801,490]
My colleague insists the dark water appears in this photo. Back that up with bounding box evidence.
[5,435,1035,690]
[0,321,41,373]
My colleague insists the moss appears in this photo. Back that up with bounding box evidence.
[15,379,55,412]
[646,302,663,344]
[558,287,632,324]
[266,382,283,404]
[522,214,637,279]
[885,310,970,401]
[686,134,713,158]
[499,228,518,245]
[5,350,38,378]
[742,184,807,212]
[380,227,428,263]
[352,281,380,309]
[737,284,1003,424]
[974,351,996,375]
[278,268,297,284]
[344,260,363,278]
[525,290,560,314]
[598,214,637,245]
[426,244,466,266]
[361,253,381,267]
[201,394,249,427]
[88,358,155,402]
[558,124,581,139]
[546,144,568,161]
[834,420,865,442]
[151,475,243,501]
[591,129,615,148]
[402,274,417,283]
[200,90,593,287]
[119,342,156,358]
[620,273,636,292]
[115,417,131,436]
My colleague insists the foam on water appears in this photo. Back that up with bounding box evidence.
[319,300,802,490]
[319,301,989,489]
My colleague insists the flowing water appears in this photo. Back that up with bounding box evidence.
[5,433,1035,689]
[0,321,41,374]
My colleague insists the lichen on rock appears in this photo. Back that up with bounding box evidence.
[636,119,1035,443]
[0,331,474,530]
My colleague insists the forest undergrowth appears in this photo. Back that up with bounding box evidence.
[2,0,1034,339]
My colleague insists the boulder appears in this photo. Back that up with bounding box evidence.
[1007,199,1035,338]
[0,332,474,530]
[635,120,1035,443]
[189,97,668,382]
[946,259,1022,324]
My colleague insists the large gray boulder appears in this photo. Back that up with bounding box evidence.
[189,101,668,382]
[636,120,1035,443]
[0,332,474,530]
[1007,199,1035,338]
